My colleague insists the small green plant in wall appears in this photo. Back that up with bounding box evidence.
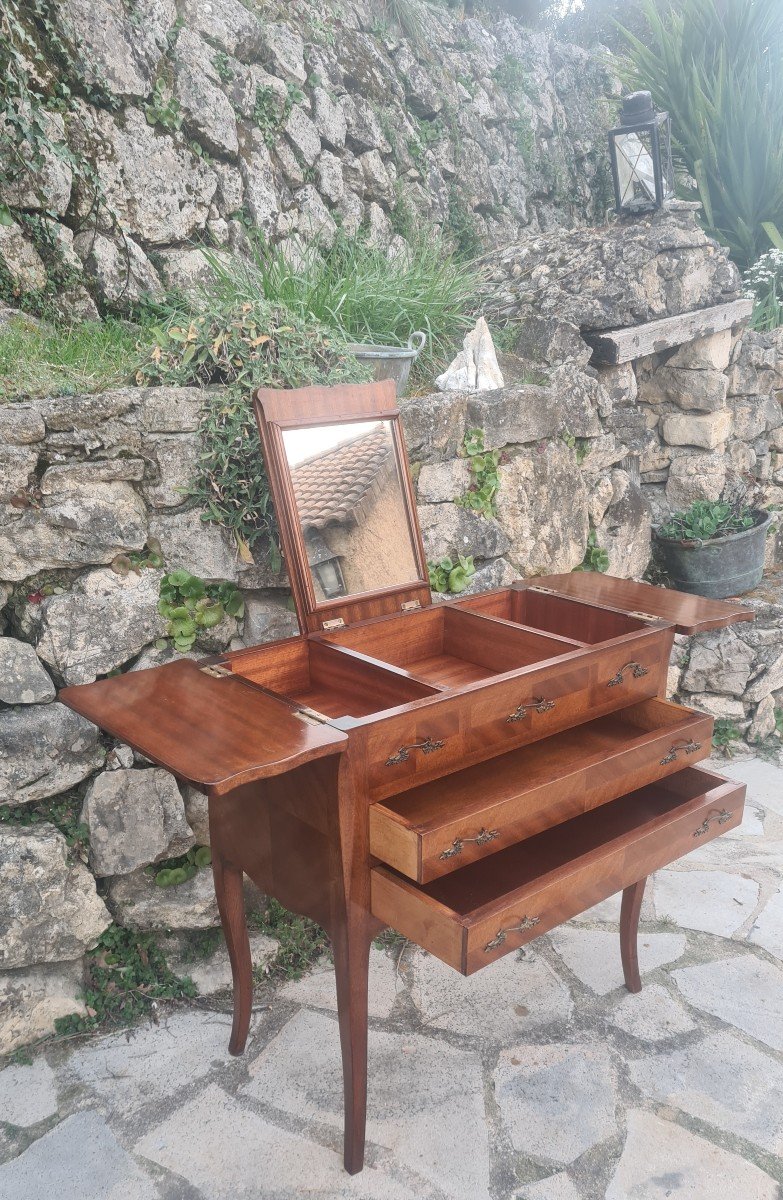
[428,555,476,594]
[456,428,503,519]
[152,844,212,887]
[158,570,244,651]
[574,528,609,573]
[713,718,742,758]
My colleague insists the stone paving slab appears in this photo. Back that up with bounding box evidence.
[1,755,782,1200]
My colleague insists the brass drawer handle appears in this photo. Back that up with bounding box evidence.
[607,661,649,687]
[660,738,702,766]
[693,808,732,838]
[385,737,445,766]
[439,827,500,860]
[506,696,556,723]
[484,915,540,952]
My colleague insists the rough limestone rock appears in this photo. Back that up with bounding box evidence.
[241,594,300,645]
[495,441,589,575]
[0,961,86,1054]
[149,508,240,581]
[638,366,729,413]
[239,131,280,235]
[662,410,732,450]
[0,474,148,582]
[81,107,217,245]
[0,825,111,969]
[30,568,166,686]
[182,786,210,846]
[416,460,473,505]
[0,704,104,806]
[466,385,558,449]
[0,222,46,291]
[55,0,176,98]
[107,865,220,930]
[174,28,239,157]
[682,629,756,697]
[595,470,652,579]
[417,502,510,564]
[749,694,777,743]
[0,110,72,215]
[437,319,505,393]
[666,452,728,508]
[668,329,732,372]
[0,638,56,705]
[0,442,38,500]
[82,769,194,877]
[141,432,202,509]
[179,0,265,59]
[73,231,163,310]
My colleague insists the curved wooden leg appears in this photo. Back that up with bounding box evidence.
[331,913,373,1175]
[212,855,252,1055]
[620,877,647,994]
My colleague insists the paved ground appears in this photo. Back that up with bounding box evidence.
[1,754,782,1200]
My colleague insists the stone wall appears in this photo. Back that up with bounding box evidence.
[0,0,616,315]
[3,205,783,1050]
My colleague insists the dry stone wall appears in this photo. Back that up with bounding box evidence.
[0,0,616,315]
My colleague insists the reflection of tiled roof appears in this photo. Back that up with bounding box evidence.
[292,428,392,529]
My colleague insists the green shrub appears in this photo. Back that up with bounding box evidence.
[745,248,783,332]
[620,0,783,270]
[656,499,757,543]
[428,554,476,594]
[158,569,244,651]
[0,315,147,401]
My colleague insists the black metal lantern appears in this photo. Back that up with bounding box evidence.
[608,91,674,215]
[305,529,347,600]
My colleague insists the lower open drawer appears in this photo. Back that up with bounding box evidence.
[371,767,745,975]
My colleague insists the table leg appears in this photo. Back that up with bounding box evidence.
[331,912,374,1175]
[212,854,253,1055]
[620,877,647,994]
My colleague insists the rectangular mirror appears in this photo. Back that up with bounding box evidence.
[283,420,421,603]
[254,382,431,633]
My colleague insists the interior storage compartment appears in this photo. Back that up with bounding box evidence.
[371,767,745,973]
[456,587,648,644]
[370,698,714,882]
[228,638,438,720]
[321,605,581,688]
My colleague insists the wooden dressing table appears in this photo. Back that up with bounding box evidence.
[61,381,751,1176]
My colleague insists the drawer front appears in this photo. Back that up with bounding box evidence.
[369,700,710,883]
[365,633,671,801]
[371,773,744,975]
[588,637,669,706]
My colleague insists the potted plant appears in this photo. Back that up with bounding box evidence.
[652,499,771,599]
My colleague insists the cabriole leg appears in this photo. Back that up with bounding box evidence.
[212,855,253,1055]
[331,913,374,1175]
[620,877,647,994]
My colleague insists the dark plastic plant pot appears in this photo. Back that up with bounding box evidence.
[652,510,771,599]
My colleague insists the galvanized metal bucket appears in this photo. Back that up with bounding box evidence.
[652,510,771,599]
[346,331,427,397]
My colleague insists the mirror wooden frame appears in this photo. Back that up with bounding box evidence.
[254,380,432,634]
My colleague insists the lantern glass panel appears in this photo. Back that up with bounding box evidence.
[615,127,658,210]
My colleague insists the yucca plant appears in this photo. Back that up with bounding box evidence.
[619,0,783,270]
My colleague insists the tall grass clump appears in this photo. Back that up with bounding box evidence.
[619,0,783,271]
[204,230,483,376]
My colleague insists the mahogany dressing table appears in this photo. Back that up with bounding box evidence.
[61,381,751,1175]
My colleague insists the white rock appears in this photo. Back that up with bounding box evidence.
[82,768,194,877]
[661,409,732,450]
[73,231,163,310]
[0,222,46,291]
[161,930,276,996]
[749,886,783,961]
[653,868,759,937]
[135,1082,416,1200]
[629,1030,783,1155]
[668,328,732,371]
[0,961,86,1055]
[0,703,104,805]
[106,865,219,931]
[0,1057,58,1127]
[607,982,696,1042]
[674,954,783,1052]
[436,317,504,393]
[606,1109,779,1200]
[493,1043,619,1165]
[410,947,572,1041]
[549,927,686,995]
[244,1008,491,1200]
[280,947,402,1019]
[0,638,55,705]
[749,694,777,742]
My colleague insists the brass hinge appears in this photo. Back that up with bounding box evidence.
[628,609,664,623]
[200,664,232,678]
[295,705,331,726]
[527,585,558,595]
[323,617,346,630]
[401,599,421,612]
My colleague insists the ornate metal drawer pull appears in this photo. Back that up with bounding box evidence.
[693,808,732,838]
[385,737,445,766]
[660,738,702,766]
[607,661,649,687]
[506,696,556,723]
[484,915,540,952]
[439,827,500,860]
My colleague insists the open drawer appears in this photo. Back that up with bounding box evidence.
[371,767,745,974]
[370,699,714,882]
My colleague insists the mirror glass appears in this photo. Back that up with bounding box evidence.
[282,420,421,604]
